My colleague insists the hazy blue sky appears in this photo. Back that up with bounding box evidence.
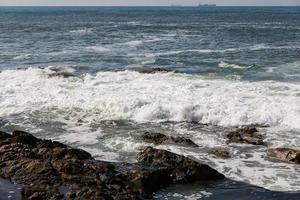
[0,0,299,6]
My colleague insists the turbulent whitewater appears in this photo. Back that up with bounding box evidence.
[0,6,300,196]
[1,68,300,130]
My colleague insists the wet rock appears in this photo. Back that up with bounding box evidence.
[47,66,76,78]
[125,168,173,195]
[0,131,11,140]
[22,185,64,200]
[226,126,264,145]
[171,136,199,148]
[0,130,142,199]
[209,148,231,159]
[269,148,300,164]
[142,132,199,147]
[136,67,171,74]
[143,132,169,145]
[178,122,209,131]
[0,130,225,199]
[245,124,270,128]
[137,146,225,183]
[7,130,41,146]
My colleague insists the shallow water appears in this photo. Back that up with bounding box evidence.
[0,178,22,199]
[0,6,300,195]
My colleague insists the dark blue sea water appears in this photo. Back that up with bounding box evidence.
[0,7,300,199]
[0,6,300,81]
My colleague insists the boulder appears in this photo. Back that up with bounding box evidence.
[22,185,64,200]
[0,130,225,199]
[125,168,173,194]
[0,131,11,140]
[226,126,264,145]
[143,132,169,145]
[137,146,225,183]
[142,132,199,147]
[269,148,300,164]
[209,148,231,159]
[0,130,142,199]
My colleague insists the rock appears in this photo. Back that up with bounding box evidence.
[143,132,169,145]
[137,146,225,183]
[125,168,173,195]
[136,67,171,74]
[269,148,300,164]
[0,130,225,199]
[22,185,64,200]
[38,147,92,160]
[47,66,76,78]
[36,139,67,149]
[226,126,264,145]
[0,130,142,199]
[142,132,199,147]
[209,148,231,159]
[7,130,40,146]
[0,131,11,140]
[243,124,270,128]
[171,136,199,148]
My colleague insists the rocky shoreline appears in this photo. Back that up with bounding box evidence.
[0,126,299,199]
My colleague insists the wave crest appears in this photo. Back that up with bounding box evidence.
[0,68,299,130]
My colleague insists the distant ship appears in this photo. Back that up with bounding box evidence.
[198,3,217,7]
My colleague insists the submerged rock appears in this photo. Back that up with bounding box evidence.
[0,130,225,199]
[142,132,199,147]
[137,146,225,183]
[46,66,76,78]
[226,126,264,145]
[209,148,231,159]
[269,148,300,164]
[135,67,171,74]
[143,132,169,145]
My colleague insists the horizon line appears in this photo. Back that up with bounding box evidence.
[0,5,299,7]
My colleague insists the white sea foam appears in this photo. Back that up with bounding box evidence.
[218,61,252,69]
[13,54,32,60]
[1,68,300,191]
[142,44,300,57]
[122,40,143,47]
[70,28,93,35]
[248,44,300,51]
[85,46,111,52]
[0,68,299,131]
[58,130,100,145]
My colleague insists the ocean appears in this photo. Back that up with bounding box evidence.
[0,6,300,199]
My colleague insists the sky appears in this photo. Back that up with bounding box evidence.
[0,0,299,6]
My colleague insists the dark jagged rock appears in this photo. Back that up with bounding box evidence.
[0,130,142,199]
[136,67,171,74]
[0,130,225,199]
[0,131,11,140]
[171,137,199,148]
[143,132,169,145]
[269,148,300,164]
[124,168,173,195]
[142,132,199,147]
[22,185,64,200]
[226,126,264,145]
[137,146,225,183]
[209,148,231,159]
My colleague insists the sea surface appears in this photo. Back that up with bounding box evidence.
[0,6,300,199]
